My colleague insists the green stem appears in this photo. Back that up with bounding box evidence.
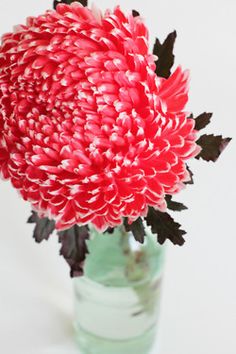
[119,225,132,257]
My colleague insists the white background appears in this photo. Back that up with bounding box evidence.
[0,0,235,353]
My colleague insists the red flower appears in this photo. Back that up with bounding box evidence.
[0,3,200,231]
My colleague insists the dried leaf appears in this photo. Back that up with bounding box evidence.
[183,164,194,185]
[132,10,140,17]
[27,211,55,243]
[124,217,146,244]
[153,31,177,79]
[104,227,115,234]
[58,225,89,277]
[185,165,194,185]
[194,112,212,131]
[145,207,186,246]
[53,0,87,9]
[196,134,231,162]
[165,195,188,212]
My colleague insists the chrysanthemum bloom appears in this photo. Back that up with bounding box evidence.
[0,3,200,231]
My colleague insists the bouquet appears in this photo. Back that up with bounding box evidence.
[0,0,231,276]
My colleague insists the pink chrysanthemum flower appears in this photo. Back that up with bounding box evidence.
[0,3,200,231]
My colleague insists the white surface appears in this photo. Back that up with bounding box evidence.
[0,0,235,353]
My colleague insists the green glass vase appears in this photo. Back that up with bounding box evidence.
[73,225,165,354]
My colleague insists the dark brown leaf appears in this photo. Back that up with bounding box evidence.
[53,0,87,9]
[196,134,231,162]
[124,217,146,244]
[104,227,115,234]
[58,225,89,277]
[27,211,55,243]
[165,195,188,212]
[194,112,213,131]
[132,10,140,17]
[185,165,194,185]
[145,207,186,246]
[153,31,177,79]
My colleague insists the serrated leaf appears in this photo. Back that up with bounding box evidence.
[196,134,231,162]
[124,217,146,244]
[53,0,87,10]
[132,10,140,17]
[27,211,55,243]
[185,165,194,185]
[153,31,177,79]
[103,227,114,234]
[145,207,186,246]
[194,112,213,131]
[165,195,188,212]
[58,225,89,277]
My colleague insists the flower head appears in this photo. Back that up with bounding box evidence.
[0,3,200,231]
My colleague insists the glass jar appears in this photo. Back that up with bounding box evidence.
[73,225,165,354]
